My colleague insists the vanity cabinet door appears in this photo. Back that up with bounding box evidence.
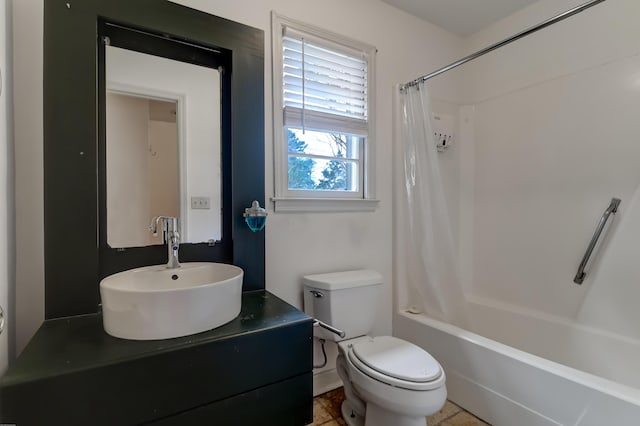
[149,373,312,426]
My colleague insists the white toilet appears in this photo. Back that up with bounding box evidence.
[303,270,447,426]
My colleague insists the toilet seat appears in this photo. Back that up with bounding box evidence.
[347,336,443,391]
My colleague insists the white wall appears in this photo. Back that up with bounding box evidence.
[169,0,461,310]
[0,0,16,374]
[12,0,464,385]
[13,0,43,355]
[459,0,640,327]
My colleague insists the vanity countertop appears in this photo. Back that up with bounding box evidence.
[1,290,310,387]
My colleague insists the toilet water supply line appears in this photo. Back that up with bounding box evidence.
[314,338,328,369]
[312,319,346,369]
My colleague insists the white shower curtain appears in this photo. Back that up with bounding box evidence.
[399,82,468,328]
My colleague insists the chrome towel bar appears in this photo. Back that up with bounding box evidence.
[574,198,621,284]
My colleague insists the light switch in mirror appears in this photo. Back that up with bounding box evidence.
[105,45,222,248]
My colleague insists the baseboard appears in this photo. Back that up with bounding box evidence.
[313,368,342,396]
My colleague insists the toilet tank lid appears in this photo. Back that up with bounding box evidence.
[302,269,382,291]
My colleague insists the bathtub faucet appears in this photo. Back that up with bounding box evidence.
[149,216,181,269]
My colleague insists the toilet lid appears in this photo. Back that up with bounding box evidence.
[351,336,442,383]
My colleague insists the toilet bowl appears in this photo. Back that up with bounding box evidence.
[302,270,447,426]
[337,336,446,426]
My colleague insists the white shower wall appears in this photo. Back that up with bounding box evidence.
[457,0,640,330]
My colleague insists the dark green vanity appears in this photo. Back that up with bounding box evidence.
[0,0,313,424]
[0,291,312,425]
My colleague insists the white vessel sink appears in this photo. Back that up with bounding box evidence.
[100,262,243,340]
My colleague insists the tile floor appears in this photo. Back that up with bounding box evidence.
[312,388,490,426]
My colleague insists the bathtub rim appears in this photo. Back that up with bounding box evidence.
[396,310,640,408]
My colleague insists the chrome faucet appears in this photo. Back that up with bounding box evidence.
[149,216,181,269]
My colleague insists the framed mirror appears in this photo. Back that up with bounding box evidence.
[97,21,235,279]
[44,0,265,318]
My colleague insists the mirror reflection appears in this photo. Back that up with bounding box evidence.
[107,93,179,247]
[105,45,222,248]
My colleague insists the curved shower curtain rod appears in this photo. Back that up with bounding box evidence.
[400,0,608,91]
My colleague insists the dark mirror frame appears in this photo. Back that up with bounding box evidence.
[44,0,265,319]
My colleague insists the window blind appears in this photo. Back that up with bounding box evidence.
[282,28,368,134]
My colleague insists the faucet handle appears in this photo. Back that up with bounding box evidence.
[149,216,180,242]
[149,216,163,236]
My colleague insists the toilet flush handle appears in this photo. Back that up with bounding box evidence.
[313,319,346,338]
[309,290,324,298]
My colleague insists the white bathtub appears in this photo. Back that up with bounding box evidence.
[394,298,640,425]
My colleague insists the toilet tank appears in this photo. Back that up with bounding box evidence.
[302,270,382,341]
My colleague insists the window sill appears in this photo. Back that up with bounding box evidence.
[271,197,380,213]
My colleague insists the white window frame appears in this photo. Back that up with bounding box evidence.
[271,12,379,212]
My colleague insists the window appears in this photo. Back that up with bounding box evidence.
[272,13,378,212]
